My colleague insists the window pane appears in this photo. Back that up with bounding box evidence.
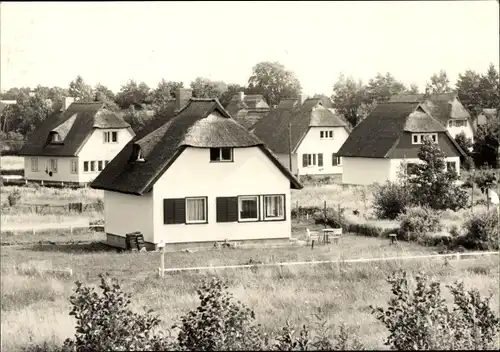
[186,198,206,222]
[265,196,284,218]
[329,131,333,138]
[210,148,220,161]
[84,161,89,172]
[112,132,117,142]
[98,161,103,171]
[318,153,323,167]
[221,148,232,160]
[90,161,95,171]
[312,154,316,165]
[105,160,109,166]
[240,197,258,219]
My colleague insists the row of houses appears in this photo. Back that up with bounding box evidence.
[13,88,497,249]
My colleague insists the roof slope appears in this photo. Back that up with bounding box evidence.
[91,98,302,195]
[337,102,449,158]
[19,102,133,157]
[251,98,348,154]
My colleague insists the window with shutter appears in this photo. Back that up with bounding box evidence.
[332,153,338,166]
[163,198,186,224]
[318,153,323,167]
[216,197,238,222]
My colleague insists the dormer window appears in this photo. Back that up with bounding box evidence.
[136,149,145,162]
[131,144,145,163]
[412,133,438,145]
[48,132,62,144]
[210,147,233,162]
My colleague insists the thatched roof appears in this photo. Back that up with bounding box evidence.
[90,98,303,195]
[388,93,471,125]
[18,102,134,157]
[251,98,349,155]
[337,102,464,158]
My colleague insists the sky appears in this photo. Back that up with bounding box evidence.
[1,1,499,96]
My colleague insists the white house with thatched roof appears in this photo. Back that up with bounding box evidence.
[18,99,135,186]
[251,97,351,177]
[90,98,303,250]
[336,101,467,186]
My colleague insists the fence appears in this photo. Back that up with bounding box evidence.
[1,223,104,235]
[157,250,499,277]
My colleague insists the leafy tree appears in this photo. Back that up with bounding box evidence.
[0,93,52,135]
[456,69,483,116]
[473,117,499,168]
[247,61,302,107]
[331,73,369,127]
[406,138,468,211]
[479,63,500,109]
[0,87,31,101]
[115,80,152,109]
[93,83,119,111]
[454,131,473,167]
[407,83,420,94]
[219,83,246,108]
[150,79,183,106]
[189,77,226,99]
[425,70,452,95]
[365,72,407,103]
[68,75,94,102]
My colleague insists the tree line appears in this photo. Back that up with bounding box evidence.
[1,62,498,166]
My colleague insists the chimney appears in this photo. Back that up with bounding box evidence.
[175,88,193,110]
[297,94,308,106]
[239,91,245,101]
[61,97,75,111]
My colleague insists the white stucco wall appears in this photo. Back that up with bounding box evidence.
[389,156,461,182]
[152,146,292,244]
[341,157,392,185]
[77,128,134,183]
[296,126,349,176]
[104,190,154,243]
[446,123,474,144]
[24,156,79,183]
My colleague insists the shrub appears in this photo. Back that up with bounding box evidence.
[373,181,411,219]
[457,210,499,250]
[174,277,266,351]
[371,270,499,350]
[313,207,348,228]
[7,188,21,207]
[474,168,498,193]
[345,223,395,238]
[397,206,442,241]
[62,273,172,352]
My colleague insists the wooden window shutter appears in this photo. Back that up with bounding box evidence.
[163,198,185,224]
[332,153,337,166]
[318,153,323,167]
[216,197,238,223]
[302,154,307,167]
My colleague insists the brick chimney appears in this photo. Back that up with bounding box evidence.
[175,88,193,110]
[61,97,75,111]
[297,94,308,106]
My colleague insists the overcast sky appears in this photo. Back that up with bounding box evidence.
[1,1,499,96]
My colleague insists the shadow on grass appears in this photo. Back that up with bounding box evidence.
[20,241,119,254]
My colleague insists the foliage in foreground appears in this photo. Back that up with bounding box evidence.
[21,270,499,351]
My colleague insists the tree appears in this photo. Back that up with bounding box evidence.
[425,70,452,95]
[115,80,152,109]
[1,93,52,135]
[331,73,368,126]
[151,79,184,106]
[189,77,226,99]
[478,63,500,109]
[407,84,420,94]
[473,117,499,168]
[456,69,483,116]
[0,87,31,101]
[69,75,94,102]
[247,61,302,107]
[93,83,119,111]
[218,83,246,108]
[365,72,407,103]
[406,138,468,211]
[454,131,473,167]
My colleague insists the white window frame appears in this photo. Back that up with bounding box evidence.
[104,131,110,143]
[412,133,438,145]
[332,154,342,166]
[210,147,233,162]
[31,158,38,172]
[71,160,78,174]
[320,130,333,140]
[185,197,208,224]
[303,153,317,167]
[90,161,96,172]
[104,131,119,144]
[83,161,89,172]
[98,160,103,171]
[238,195,259,222]
[50,159,58,173]
[446,161,457,173]
[263,195,285,221]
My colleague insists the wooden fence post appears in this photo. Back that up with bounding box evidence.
[159,244,165,278]
[323,200,327,229]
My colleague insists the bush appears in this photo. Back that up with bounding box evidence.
[174,277,266,351]
[313,207,347,228]
[397,206,442,241]
[7,188,21,207]
[345,223,396,238]
[371,270,499,350]
[62,273,173,352]
[373,181,411,220]
[457,210,499,250]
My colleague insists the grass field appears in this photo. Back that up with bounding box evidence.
[1,229,498,351]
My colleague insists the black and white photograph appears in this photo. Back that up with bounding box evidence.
[0,1,499,351]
